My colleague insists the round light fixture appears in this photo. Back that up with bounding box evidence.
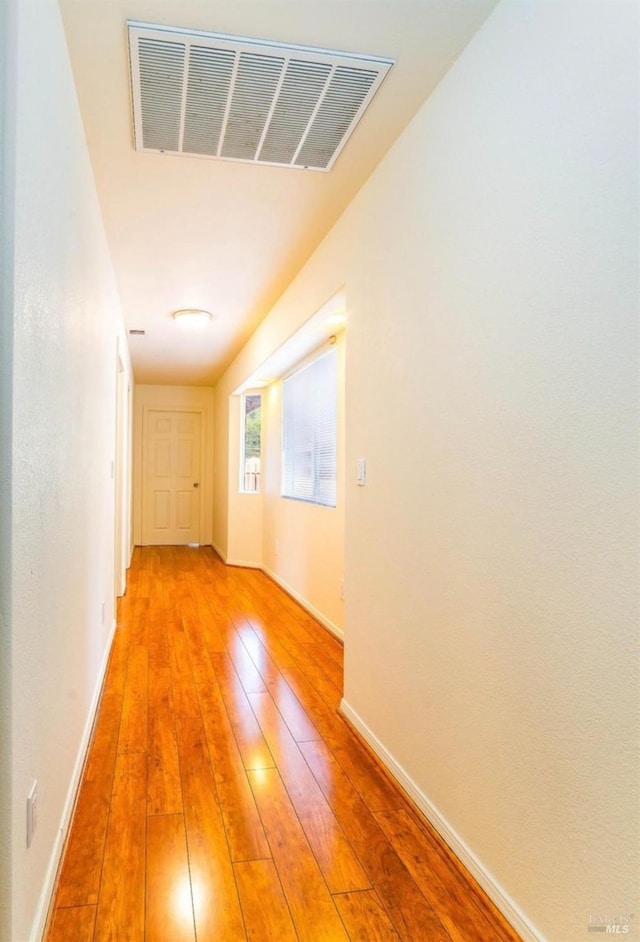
[172,308,213,329]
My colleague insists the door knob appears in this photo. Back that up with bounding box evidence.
[193,482,199,488]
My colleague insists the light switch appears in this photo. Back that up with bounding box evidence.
[356,457,367,486]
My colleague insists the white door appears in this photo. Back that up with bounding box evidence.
[142,410,202,545]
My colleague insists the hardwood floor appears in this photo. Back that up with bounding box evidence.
[44,546,521,942]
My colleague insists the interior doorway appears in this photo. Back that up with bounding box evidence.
[114,350,127,598]
[141,409,203,545]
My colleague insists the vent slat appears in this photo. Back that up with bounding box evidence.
[183,45,235,155]
[258,59,331,165]
[221,52,285,161]
[296,66,376,168]
[137,37,185,151]
[129,25,392,170]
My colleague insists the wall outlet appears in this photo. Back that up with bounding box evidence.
[339,578,345,600]
[27,781,37,848]
[101,601,106,625]
[356,457,367,486]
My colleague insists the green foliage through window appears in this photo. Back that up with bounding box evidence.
[241,394,261,492]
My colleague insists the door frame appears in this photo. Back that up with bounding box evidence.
[114,349,127,596]
[140,405,207,546]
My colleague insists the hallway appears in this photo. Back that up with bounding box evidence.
[44,547,520,941]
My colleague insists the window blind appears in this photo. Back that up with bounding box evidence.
[282,348,337,507]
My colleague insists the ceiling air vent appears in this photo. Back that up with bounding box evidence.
[127,22,393,171]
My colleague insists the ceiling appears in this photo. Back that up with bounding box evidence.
[59,0,498,386]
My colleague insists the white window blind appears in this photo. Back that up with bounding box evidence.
[282,349,337,507]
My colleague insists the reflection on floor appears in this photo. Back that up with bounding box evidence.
[45,545,521,942]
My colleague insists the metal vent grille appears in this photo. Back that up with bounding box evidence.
[128,22,393,171]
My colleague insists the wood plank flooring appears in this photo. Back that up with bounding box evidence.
[44,546,521,942]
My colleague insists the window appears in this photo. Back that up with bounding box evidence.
[282,348,337,507]
[240,393,261,493]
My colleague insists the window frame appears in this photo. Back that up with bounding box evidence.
[239,391,262,494]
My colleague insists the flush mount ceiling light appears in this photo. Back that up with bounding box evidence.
[172,308,213,328]
[128,21,393,171]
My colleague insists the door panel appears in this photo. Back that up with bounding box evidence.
[154,491,170,530]
[176,490,193,529]
[142,410,202,545]
[176,440,193,476]
[155,440,171,477]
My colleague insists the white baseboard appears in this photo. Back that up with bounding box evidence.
[209,548,343,641]
[210,541,261,570]
[210,548,343,641]
[261,565,343,642]
[30,617,118,942]
[339,699,545,942]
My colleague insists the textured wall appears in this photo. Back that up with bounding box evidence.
[5,1,132,937]
[215,339,346,633]
[212,388,230,558]
[261,334,346,636]
[0,2,17,937]
[212,2,639,939]
[342,3,639,938]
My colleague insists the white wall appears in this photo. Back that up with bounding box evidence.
[0,2,16,938]
[212,3,639,939]
[261,335,346,637]
[342,4,639,938]
[215,334,346,635]
[212,388,230,558]
[1,1,133,938]
[133,384,215,546]
[114,346,133,593]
